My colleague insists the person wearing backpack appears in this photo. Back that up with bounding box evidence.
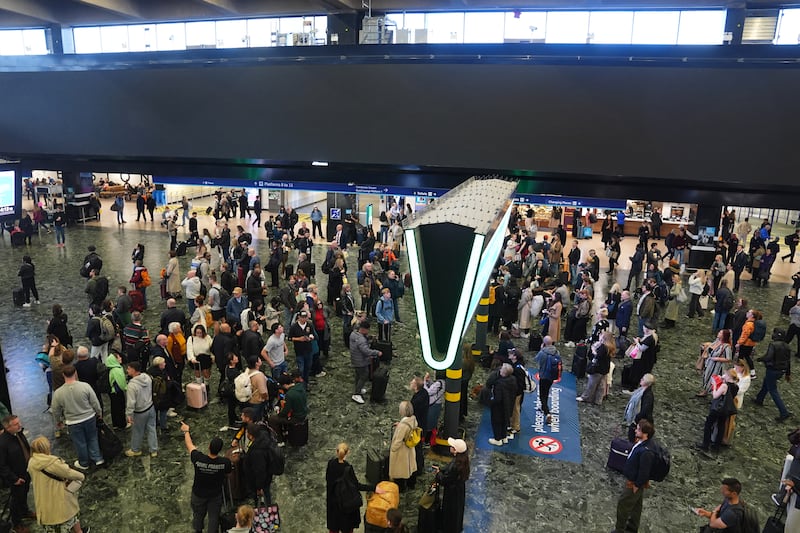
[753,328,793,422]
[325,442,380,533]
[147,357,170,435]
[735,309,763,379]
[535,337,561,426]
[241,423,276,507]
[613,419,655,533]
[693,478,749,533]
[86,304,114,363]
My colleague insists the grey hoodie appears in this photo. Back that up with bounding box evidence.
[125,373,153,417]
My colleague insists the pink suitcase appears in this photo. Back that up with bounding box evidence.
[185,382,208,409]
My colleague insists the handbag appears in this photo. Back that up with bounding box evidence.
[677,288,688,304]
[42,469,82,494]
[252,497,280,533]
[419,483,439,510]
[710,389,737,417]
[699,295,709,310]
[625,343,640,360]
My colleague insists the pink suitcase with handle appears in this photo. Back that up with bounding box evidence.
[186,381,208,409]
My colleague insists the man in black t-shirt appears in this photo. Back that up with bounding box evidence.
[693,477,744,532]
[181,422,232,533]
[288,311,314,389]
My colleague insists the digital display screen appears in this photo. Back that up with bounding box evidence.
[0,170,18,217]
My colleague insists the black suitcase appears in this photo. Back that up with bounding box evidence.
[372,340,393,364]
[205,206,213,216]
[371,366,389,402]
[97,418,123,461]
[607,437,633,473]
[287,418,309,447]
[10,232,25,247]
[309,263,316,277]
[572,343,588,379]
[284,264,294,281]
[528,332,543,353]
[621,363,637,391]
[365,447,390,485]
[12,288,24,307]
[782,295,796,316]
[175,241,188,257]
[558,270,570,285]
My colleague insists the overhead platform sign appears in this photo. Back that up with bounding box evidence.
[514,194,626,210]
[153,175,447,199]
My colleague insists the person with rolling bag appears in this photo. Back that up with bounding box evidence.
[422,438,470,533]
[350,320,382,405]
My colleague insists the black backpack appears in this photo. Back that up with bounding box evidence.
[647,440,671,482]
[334,465,363,512]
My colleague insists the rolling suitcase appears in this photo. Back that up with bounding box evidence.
[528,332,543,353]
[371,366,389,402]
[309,263,316,277]
[417,503,439,532]
[782,295,796,316]
[186,381,208,409]
[205,206,213,216]
[365,448,390,485]
[129,290,145,312]
[12,288,24,307]
[287,418,309,447]
[607,437,633,473]
[10,232,25,247]
[372,340,393,364]
[572,343,588,379]
[225,447,247,501]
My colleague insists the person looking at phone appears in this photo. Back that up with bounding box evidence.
[692,478,744,532]
[289,311,314,389]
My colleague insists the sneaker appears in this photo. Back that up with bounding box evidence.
[750,370,757,379]
[315,371,327,378]
[777,413,793,423]
[125,422,132,429]
[502,437,509,444]
[506,433,514,440]
[73,460,89,470]
[166,408,178,417]
[22,303,31,308]
[576,397,585,402]
[124,449,142,457]
[150,451,158,458]
[520,332,530,339]
[351,394,365,404]
[277,441,286,448]
[361,388,367,395]
[565,341,575,348]
[488,438,503,446]
[34,300,40,305]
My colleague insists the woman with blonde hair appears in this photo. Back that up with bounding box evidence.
[696,329,733,398]
[27,436,88,533]
[389,401,418,492]
[687,269,707,319]
[722,359,752,445]
[325,442,380,533]
[517,282,535,338]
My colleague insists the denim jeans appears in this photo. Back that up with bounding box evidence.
[756,368,789,417]
[130,406,158,453]
[711,311,727,333]
[187,298,196,318]
[296,352,312,388]
[156,408,168,431]
[69,416,104,467]
[675,248,685,266]
[569,264,578,286]
[271,361,288,380]
[55,225,65,244]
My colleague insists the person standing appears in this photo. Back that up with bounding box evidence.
[145,192,156,222]
[431,438,470,533]
[535,336,561,426]
[262,323,289,380]
[389,401,418,492]
[135,192,146,221]
[712,279,734,335]
[17,255,40,308]
[0,415,34,533]
[289,310,315,388]
[349,320,381,404]
[735,309,761,379]
[124,362,158,458]
[27,436,89,533]
[325,442,379,533]
[375,288,395,343]
[180,422,231,533]
[242,424,273,506]
[485,363,517,447]
[753,328,793,422]
[692,478,745,532]
[50,366,105,470]
[787,299,800,359]
[267,372,308,445]
[106,351,128,429]
[53,205,66,247]
[613,419,655,533]
[311,206,323,239]
[732,244,748,293]
[114,194,126,224]
[697,371,739,452]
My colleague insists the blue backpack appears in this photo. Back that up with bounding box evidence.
[751,319,767,342]
[540,352,562,381]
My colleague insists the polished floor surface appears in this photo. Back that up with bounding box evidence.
[1,196,798,533]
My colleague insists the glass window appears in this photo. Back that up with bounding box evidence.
[216,20,247,48]
[73,27,103,54]
[588,11,633,44]
[545,11,590,44]
[631,11,680,45]
[504,11,547,42]
[0,30,25,56]
[128,24,156,52]
[314,16,327,45]
[247,18,278,48]
[100,25,129,52]
[156,23,186,51]
[425,12,464,44]
[775,8,800,44]
[21,29,48,55]
[279,17,305,35]
[386,12,426,43]
[464,12,505,44]
[677,10,726,45]
[185,21,215,48]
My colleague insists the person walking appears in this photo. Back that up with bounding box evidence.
[27,436,90,533]
[50,365,105,470]
[17,255,40,308]
[53,205,66,247]
[783,229,800,263]
[311,206,323,239]
[180,422,231,533]
[535,336,561,426]
[613,419,655,533]
[753,328,793,422]
[349,320,381,404]
[0,415,34,533]
[124,362,158,458]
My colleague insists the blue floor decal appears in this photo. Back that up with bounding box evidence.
[473,370,583,464]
